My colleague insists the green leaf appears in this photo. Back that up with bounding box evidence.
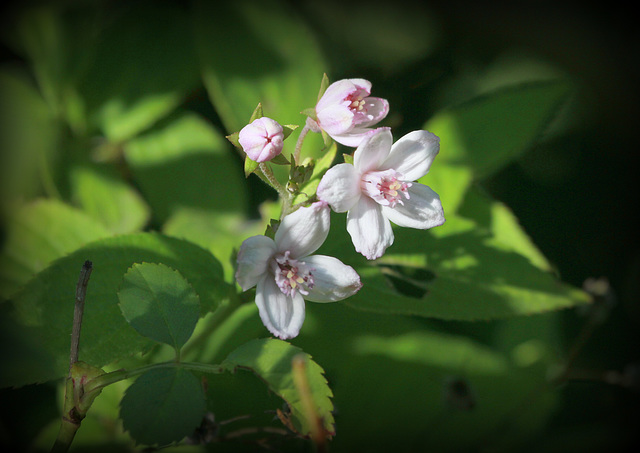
[0,67,61,202]
[77,1,200,141]
[292,141,338,205]
[222,338,335,437]
[194,0,327,178]
[120,367,205,446]
[4,233,229,387]
[124,112,248,223]
[294,304,560,452]
[425,80,571,178]
[317,205,590,321]
[0,199,111,299]
[69,164,150,234]
[118,263,200,351]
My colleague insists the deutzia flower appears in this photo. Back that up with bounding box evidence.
[316,127,445,260]
[306,78,389,147]
[235,201,362,339]
[238,116,284,162]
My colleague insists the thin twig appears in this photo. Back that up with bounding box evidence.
[69,260,92,375]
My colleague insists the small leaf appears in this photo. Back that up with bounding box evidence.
[244,156,259,177]
[282,124,298,140]
[120,367,206,446]
[270,153,291,165]
[317,73,330,101]
[249,102,263,122]
[222,338,335,437]
[118,263,200,351]
[225,131,241,148]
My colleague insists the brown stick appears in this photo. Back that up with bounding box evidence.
[69,260,93,375]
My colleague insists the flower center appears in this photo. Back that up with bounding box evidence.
[362,169,412,208]
[272,251,315,297]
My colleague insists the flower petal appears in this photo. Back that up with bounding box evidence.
[379,130,440,181]
[316,79,369,111]
[255,275,306,339]
[346,196,394,260]
[303,255,362,302]
[275,201,330,258]
[316,103,353,135]
[380,183,445,229]
[235,235,277,291]
[359,96,389,127]
[317,163,362,213]
[354,127,393,175]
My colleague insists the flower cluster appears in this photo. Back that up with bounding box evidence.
[232,76,445,339]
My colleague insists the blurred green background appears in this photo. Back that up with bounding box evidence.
[1,0,638,451]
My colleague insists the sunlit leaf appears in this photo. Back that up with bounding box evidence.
[0,199,111,299]
[222,338,335,437]
[425,80,571,178]
[124,112,247,223]
[70,164,150,234]
[193,0,327,179]
[77,1,200,141]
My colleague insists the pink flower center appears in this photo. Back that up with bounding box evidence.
[362,169,412,208]
[272,251,314,297]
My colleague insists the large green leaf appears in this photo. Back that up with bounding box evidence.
[124,112,247,223]
[118,263,200,351]
[0,67,60,203]
[193,0,327,169]
[293,303,561,453]
[120,367,206,446]
[222,338,335,437]
[76,1,200,142]
[0,199,111,299]
[69,163,150,234]
[3,233,229,387]
[424,80,571,179]
[317,197,590,321]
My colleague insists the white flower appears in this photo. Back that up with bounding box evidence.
[306,78,389,147]
[317,127,445,260]
[235,201,362,339]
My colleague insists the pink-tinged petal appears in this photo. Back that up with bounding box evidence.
[346,196,394,260]
[316,103,353,135]
[255,275,306,339]
[354,127,393,175]
[238,117,284,162]
[380,183,445,229]
[317,163,362,213]
[380,130,440,181]
[275,201,330,258]
[303,255,362,302]
[357,97,389,127]
[235,235,277,291]
[317,79,371,111]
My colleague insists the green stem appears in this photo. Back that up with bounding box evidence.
[294,124,310,165]
[85,361,226,395]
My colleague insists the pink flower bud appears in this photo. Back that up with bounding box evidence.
[238,117,284,162]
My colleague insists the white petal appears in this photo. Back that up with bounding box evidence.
[255,275,306,340]
[316,104,353,135]
[303,255,362,302]
[380,130,440,181]
[381,183,445,229]
[275,201,330,258]
[346,196,394,260]
[353,127,393,175]
[358,97,389,128]
[235,235,277,291]
[328,129,372,147]
[317,163,362,213]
